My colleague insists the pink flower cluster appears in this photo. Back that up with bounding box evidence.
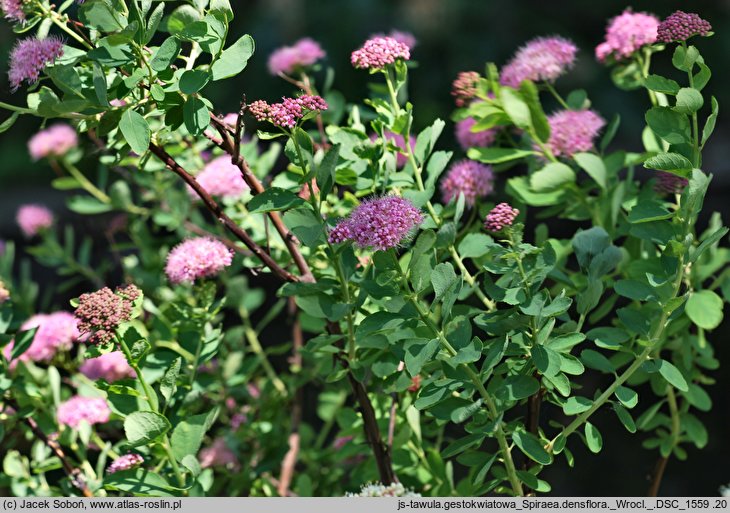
[28,124,79,160]
[16,204,54,237]
[107,453,144,474]
[657,11,712,43]
[75,284,141,345]
[455,117,496,151]
[9,36,64,91]
[57,396,111,428]
[249,95,328,129]
[372,30,417,50]
[545,109,605,158]
[371,131,416,168]
[268,38,326,75]
[328,196,424,251]
[189,156,248,200]
[200,438,238,469]
[595,10,659,62]
[165,237,233,284]
[351,36,410,70]
[451,71,481,107]
[500,36,577,88]
[484,203,520,232]
[3,312,79,366]
[80,351,136,382]
[1,0,24,23]
[440,160,494,207]
[654,172,689,195]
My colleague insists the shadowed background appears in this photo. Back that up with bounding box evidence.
[0,0,728,496]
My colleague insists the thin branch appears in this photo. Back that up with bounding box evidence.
[647,456,669,496]
[6,398,93,497]
[208,114,315,283]
[148,143,299,283]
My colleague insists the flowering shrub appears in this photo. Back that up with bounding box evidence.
[0,0,726,498]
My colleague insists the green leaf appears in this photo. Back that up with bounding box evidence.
[431,263,458,301]
[119,109,150,155]
[170,408,219,461]
[124,411,171,447]
[520,80,550,141]
[166,4,201,35]
[209,0,233,21]
[92,62,109,106]
[614,279,656,301]
[67,196,114,215]
[586,327,630,350]
[10,327,38,361]
[467,147,536,164]
[104,469,174,496]
[283,208,324,247]
[628,200,673,223]
[643,75,680,95]
[573,152,607,190]
[315,144,340,197]
[159,358,181,404]
[414,119,445,164]
[615,386,638,408]
[563,396,592,415]
[457,233,494,259]
[643,152,693,176]
[451,337,482,365]
[657,360,689,392]
[584,422,602,453]
[531,345,561,377]
[497,375,540,401]
[79,0,127,32]
[674,88,703,114]
[685,290,723,330]
[150,37,180,71]
[211,34,255,81]
[701,96,718,147]
[690,226,729,264]
[499,87,531,129]
[0,112,20,134]
[693,62,711,91]
[530,162,575,192]
[183,96,210,136]
[580,349,615,374]
[645,107,691,144]
[512,430,552,465]
[247,187,305,214]
[179,70,210,94]
[404,338,439,376]
[672,45,700,72]
[613,403,637,433]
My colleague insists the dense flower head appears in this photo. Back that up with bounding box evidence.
[328,221,353,244]
[75,284,141,345]
[351,36,410,70]
[1,0,25,23]
[455,117,496,150]
[545,109,605,157]
[451,71,481,107]
[331,196,423,251]
[8,36,64,91]
[249,95,328,129]
[595,10,659,62]
[200,438,238,469]
[500,36,577,88]
[57,396,111,428]
[80,351,136,382]
[657,11,712,43]
[440,160,494,206]
[268,38,326,75]
[346,482,421,497]
[28,124,78,160]
[370,131,415,168]
[3,312,79,366]
[165,237,233,284]
[654,172,689,195]
[107,453,144,474]
[188,156,248,200]
[484,203,520,232]
[16,204,54,237]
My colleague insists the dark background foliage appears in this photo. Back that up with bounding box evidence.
[0,0,728,495]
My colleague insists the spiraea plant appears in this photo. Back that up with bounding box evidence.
[0,0,726,497]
